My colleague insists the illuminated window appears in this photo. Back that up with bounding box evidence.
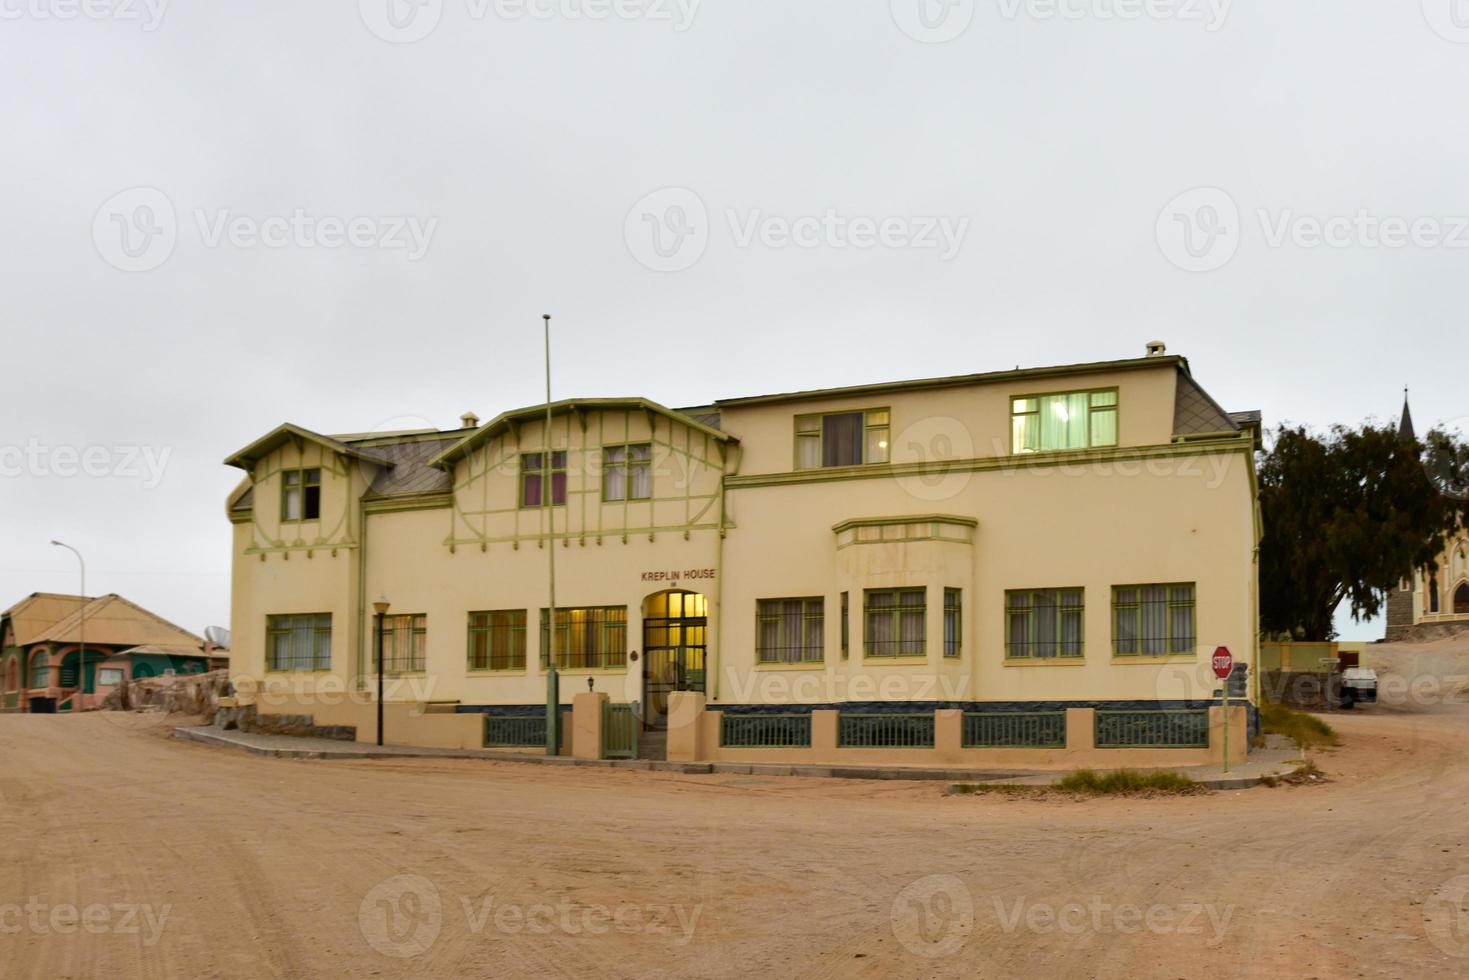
[468,610,526,671]
[539,607,627,670]
[795,409,890,469]
[1011,390,1118,454]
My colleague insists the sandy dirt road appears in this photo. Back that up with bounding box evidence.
[3,645,1469,978]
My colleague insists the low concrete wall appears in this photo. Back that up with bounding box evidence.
[1260,671,1340,711]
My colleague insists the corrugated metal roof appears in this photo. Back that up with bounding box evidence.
[34,594,202,649]
[2,593,91,645]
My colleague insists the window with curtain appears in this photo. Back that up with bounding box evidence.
[602,444,652,502]
[1011,390,1118,454]
[520,452,567,508]
[795,409,890,469]
[840,591,849,660]
[1112,584,1195,656]
[375,614,426,673]
[468,610,526,671]
[29,653,48,688]
[280,468,321,521]
[756,598,825,664]
[943,588,962,659]
[1005,589,1084,659]
[266,613,332,671]
[864,588,926,658]
[539,607,627,670]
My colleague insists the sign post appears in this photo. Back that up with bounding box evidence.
[1213,646,1234,774]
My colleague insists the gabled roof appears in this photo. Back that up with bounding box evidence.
[32,594,203,650]
[429,398,737,471]
[1,593,91,646]
[223,423,395,472]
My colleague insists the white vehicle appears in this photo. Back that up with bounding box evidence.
[1340,667,1378,708]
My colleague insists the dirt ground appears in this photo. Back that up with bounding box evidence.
[4,643,1469,979]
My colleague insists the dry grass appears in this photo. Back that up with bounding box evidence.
[950,769,1204,799]
[1260,703,1340,751]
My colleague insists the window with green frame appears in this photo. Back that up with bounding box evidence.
[520,451,567,508]
[1011,390,1118,454]
[468,610,527,671]
[603,444,652,502]
[943,588,962,659]
[280,468,321,521]
[539,606,627,670]
[375,614,426,673]
[864,588,926,658]
[756,598,824,664]
[1113,584,1196,656]
[795,409,890,469]
[266,613,332,671]
[1005,589,1084,660]
[840,591,849,660]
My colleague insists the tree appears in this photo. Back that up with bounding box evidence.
[1258,423,1456,639]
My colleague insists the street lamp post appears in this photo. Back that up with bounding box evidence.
[49,540,85,713]
[373,598,390,746]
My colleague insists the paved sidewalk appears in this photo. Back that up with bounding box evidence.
[175,725,1304,788]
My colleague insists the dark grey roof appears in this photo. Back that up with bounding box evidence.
[231,486,254,512]
[1227,410,1262,427]
[676,406,722,431]
[1399,393,1416,442]
[1173,373,1240,436]
[360,435,462,498]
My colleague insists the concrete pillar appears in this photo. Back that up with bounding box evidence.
[666,691,706,762]
[1065,708,1095,754]
[812,710,839,752]
[572,692,608,760]
[935,709,963,754]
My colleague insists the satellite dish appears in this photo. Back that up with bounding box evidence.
[204,626,230,649]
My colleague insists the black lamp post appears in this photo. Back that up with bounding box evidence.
[373,598,390,746]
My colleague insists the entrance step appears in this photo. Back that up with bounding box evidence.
[638,730,668,761]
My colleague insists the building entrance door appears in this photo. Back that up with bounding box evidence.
[641,590,707,730]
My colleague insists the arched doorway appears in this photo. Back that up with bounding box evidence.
[641,590,708,729]
[1456,583,1469,615]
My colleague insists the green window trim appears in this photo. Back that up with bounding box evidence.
[1005,589,1084,661]
[468,610,528,671]
[602,443,652,503]
[943,588,962,660]
[374,614,427,673]
[756,597,825,665]
[539,606,628,670]
[1010,388,1118,455]
[1112,583,1197,657]
[520,451,567,509]
[266,613,332,672]
[794,408,890,470]
[840,591,849,660]
[279,467,322,522]
[863,588,926,659]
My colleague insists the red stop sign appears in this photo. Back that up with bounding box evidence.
[1212,647,1233,680]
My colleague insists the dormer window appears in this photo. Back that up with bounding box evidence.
[280,468,321,522]
[795,409,889,470]
[1011,389,1118,454]
[521,452,567,508]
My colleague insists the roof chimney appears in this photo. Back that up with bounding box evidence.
[1145,340,1167,357]
[460,411,480,429]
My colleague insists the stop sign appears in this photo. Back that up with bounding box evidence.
[1212,646,1233,680]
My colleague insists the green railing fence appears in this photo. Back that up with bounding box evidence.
[1094,709,1209,748]
[484,714,547,748]
[962,711,1067,748]
[721,714,812,748]
[838,713,935,748]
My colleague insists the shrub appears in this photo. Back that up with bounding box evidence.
[1056,769,1202,796]
[1259,702,1339,750]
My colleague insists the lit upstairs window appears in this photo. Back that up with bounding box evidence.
[1011,390,1118,454]
[795,409,890,469]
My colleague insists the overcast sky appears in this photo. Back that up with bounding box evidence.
[2,0,1465,642]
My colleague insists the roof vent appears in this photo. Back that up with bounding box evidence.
[1145,340,1167,357]
[460,411,480,429]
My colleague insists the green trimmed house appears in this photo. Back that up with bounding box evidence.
[0,593,225,713]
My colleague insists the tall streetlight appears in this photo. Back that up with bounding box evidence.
[49,540,85,712]
[543,314,559,753]
[373,597,390,746]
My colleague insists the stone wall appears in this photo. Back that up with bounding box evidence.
[1383,620,1469,644]
[213,702,356,741]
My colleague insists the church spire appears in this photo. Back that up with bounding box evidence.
[1398,387,1416,443]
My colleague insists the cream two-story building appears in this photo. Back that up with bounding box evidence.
[225,342,1260,768]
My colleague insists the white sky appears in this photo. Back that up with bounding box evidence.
[2,0,1465,641]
